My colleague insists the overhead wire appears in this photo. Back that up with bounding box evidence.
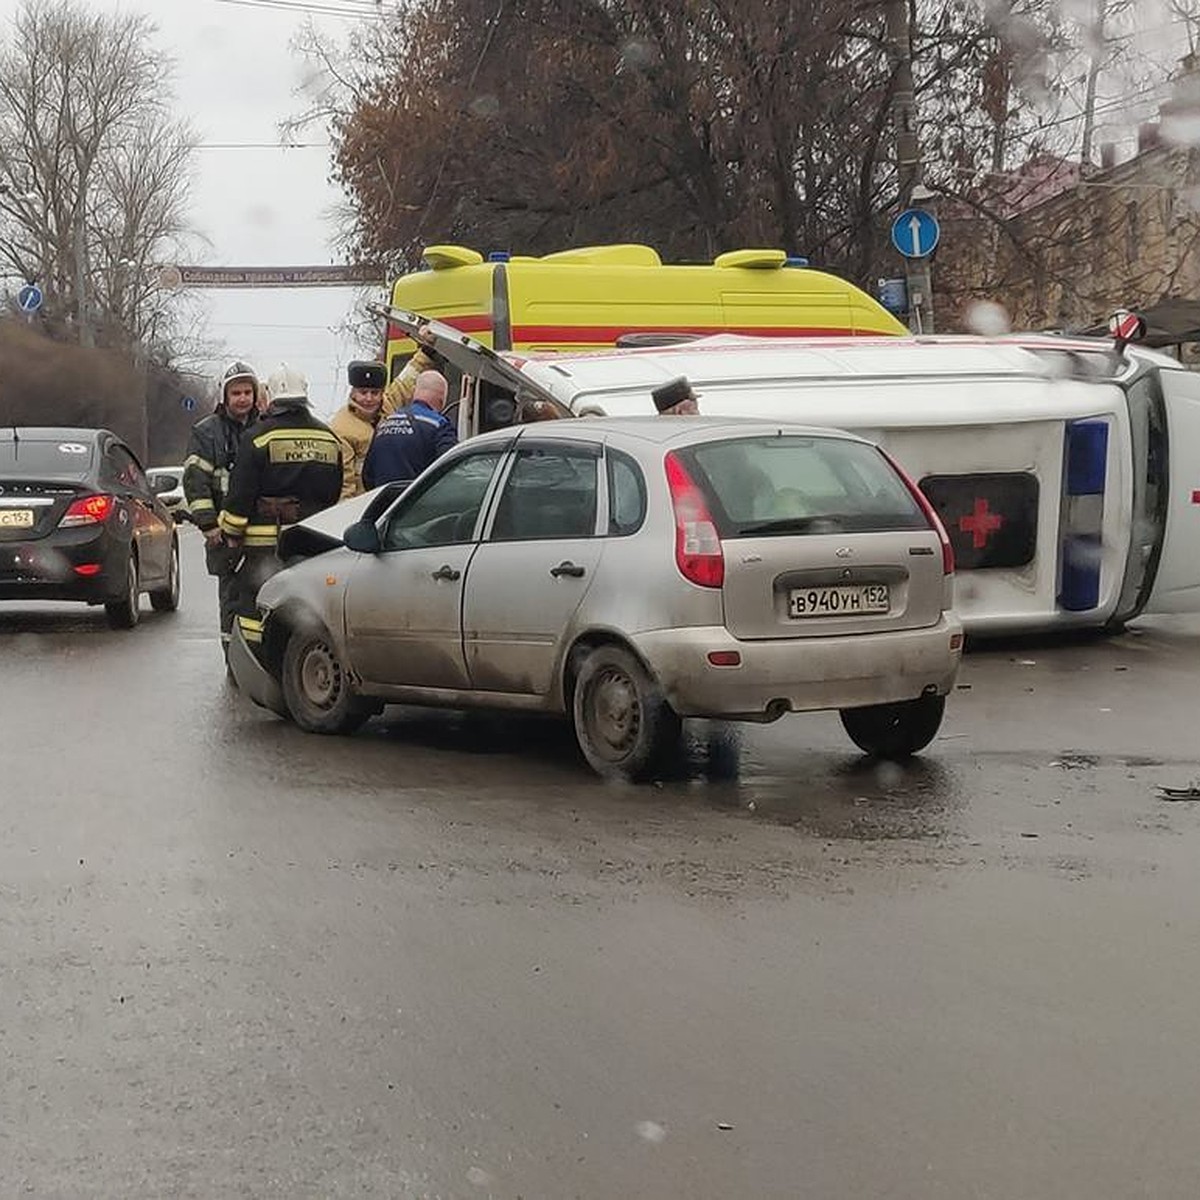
[211,0,388,19]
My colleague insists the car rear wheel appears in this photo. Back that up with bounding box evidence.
[104,552,140,630]
[839,693,946,759]
[572,644,681,781]
[281,627,374,735]
[149,540,181,612]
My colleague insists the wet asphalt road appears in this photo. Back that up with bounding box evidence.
[3,529,1200,1199]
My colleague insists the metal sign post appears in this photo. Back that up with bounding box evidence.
[890,208,940,334]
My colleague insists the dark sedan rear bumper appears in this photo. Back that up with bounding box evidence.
[0,528,126,604]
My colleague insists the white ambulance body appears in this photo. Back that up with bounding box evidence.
[384,313,1200,635]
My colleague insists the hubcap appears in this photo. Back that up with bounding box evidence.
[300,641,341,709]
[589,667,640,757]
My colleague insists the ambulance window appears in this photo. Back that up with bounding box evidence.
[607,450,646,536]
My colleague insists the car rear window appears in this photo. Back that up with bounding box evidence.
[0,438,94,477]
[677,435,928,537]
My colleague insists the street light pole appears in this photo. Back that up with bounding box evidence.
[887,0,936,333]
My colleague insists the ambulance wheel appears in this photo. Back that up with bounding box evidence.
[282,627,374,735]
[840,694,945,760]
[572,644,681,781]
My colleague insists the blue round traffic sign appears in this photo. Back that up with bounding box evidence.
[17,283,43,314]
[180,395,197,412]
[891,208,941,259]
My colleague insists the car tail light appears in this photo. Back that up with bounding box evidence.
[73,563,102,576]
[60,494,116,527]
[664,452,724,588]
[880,449,954,575]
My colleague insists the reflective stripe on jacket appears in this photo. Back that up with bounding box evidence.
[183,408,254,530]
[217,398,343,545]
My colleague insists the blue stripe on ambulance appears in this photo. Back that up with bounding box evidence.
[1059,419,1109,611]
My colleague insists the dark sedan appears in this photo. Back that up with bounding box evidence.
[0,428,180,628]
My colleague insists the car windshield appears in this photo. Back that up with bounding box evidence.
[0,438,94,477]
[677,434,927,536]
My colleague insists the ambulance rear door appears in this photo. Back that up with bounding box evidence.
[1145,366,1200,613]
[372,306,570,439]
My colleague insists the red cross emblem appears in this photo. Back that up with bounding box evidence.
[959,497,1004,549]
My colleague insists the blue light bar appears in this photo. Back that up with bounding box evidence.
[1060,535,1102,611]
[1065,419,1108,496]
[784,256,810,268]
[487,251,511,262]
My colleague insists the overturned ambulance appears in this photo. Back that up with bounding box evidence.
[379,307,1200,636]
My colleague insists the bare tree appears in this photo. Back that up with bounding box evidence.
[0,0,199,359]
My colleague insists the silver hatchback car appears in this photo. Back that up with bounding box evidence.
[230,417,963,779]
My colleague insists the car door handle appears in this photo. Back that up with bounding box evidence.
[550,561,586,578]
[431,564,461,581]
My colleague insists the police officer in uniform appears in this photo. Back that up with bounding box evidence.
[183,360,261,659]
[330,359,388,500]
[217,364,343,651]
[652,376,701,415]
[362,368,457,491]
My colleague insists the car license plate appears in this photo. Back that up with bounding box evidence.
[0,509,34,529]
[789,584,890,618]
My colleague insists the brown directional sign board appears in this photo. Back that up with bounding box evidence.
[169,265,386,289]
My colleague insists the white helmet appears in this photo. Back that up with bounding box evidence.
[266,363,308,402]
[219,359,258,405]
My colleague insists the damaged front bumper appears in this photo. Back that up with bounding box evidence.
[228,622,289,718]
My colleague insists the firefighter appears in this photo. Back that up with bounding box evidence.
[183,359,261,659]
[217,364,343,653]
[329,359,387,500]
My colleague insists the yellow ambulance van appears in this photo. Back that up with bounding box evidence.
[382,243,906,378]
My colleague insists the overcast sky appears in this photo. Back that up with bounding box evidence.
[86,0,386,421]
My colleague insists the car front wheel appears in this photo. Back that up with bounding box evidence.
[281,627,374,735]
[572,644,681,781]
[839,693,946,759]
[104,551,140,630]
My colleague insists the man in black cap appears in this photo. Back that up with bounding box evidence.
[652,376,701,416]
[330,359,388,500]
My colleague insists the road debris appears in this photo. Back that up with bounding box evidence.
[1158,784,1200,802]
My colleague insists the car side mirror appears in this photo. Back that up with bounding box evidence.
[343,518,382,554]
[151,476,177,494]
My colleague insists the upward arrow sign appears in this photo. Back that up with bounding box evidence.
[891,208,940,259]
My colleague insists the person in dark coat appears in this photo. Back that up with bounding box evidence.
[182,359,260,658]
[217,364,343,651]
[362,369,457,491]
[652,376,701,416]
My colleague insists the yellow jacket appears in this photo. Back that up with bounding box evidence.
[381,348,440,416]
[329,404,378,500]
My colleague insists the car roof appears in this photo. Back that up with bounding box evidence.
[471,415,870,451]
[0,427,110,443]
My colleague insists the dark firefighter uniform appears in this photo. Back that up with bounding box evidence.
[362,399,457,491]
[217,372,342,649]
[183,360,260,651]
